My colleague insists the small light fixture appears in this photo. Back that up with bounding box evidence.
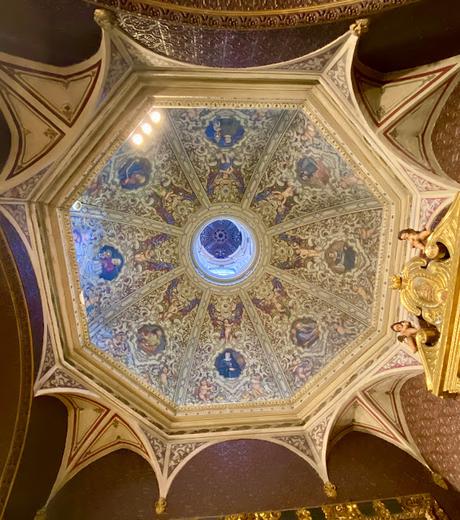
[132,133,143,145]
[149,110,161,124]
[140,122,152,135]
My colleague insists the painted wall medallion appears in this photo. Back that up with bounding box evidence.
[324,240,357,274]
[215,348,246,379]
[290,317,319,349]
[205,114,245,148]
[118,156,152,190]
[296,156,330,187]
[137,324,166,355]
[97,245,124,280]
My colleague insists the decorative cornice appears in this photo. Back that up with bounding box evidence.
[87,0,417,30]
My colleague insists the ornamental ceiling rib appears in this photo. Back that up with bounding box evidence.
[89,267,184,335]
[173,290,211,404]
[74,203,183,236]
[239,290,293,397]
[268,198,381,235]
[165,112,211,208]
[242,110,297,209]
[266,265,369,324]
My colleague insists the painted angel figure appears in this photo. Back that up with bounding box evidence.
[207,152,245,197]
[161,180,197,206]
[252,278,289,316]
[398,227,431,251]
[208,301,244,344]
[254,180,297,224]
[160,279,199,322]
[195,378,216,402]
[148,190,176,225]
[133,233,175,272]
[278,233,320,269]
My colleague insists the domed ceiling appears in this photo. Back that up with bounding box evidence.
[67,107,385,408]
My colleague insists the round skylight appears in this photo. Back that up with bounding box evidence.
[191,217,257,285]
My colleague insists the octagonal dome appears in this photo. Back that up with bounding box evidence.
[66,106,386,408]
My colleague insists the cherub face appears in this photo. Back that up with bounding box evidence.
[391,322,404,332]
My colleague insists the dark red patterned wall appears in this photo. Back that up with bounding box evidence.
[401,374,460,491]
[5,396,67,520]
[167,440,325,516]
[46,450,159,520]
[44,435,460,519]
[328,432,460,517]
[432,80,460,183]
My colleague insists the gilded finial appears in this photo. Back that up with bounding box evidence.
[323,481,337,498]
[391,274,403,290]
[349,18,369,36]
[94,8,117,31]
[432,472,448,490]
[34,507,47,520]
[155,497,167,515]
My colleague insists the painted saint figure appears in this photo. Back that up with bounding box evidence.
[205,115,245,148]
[136,324,166,355]
[324,240,356,274]
[215,348,245,379]
[398,228,431,251]
[296,156,329,188]
[118,156,152,190]
[97,245,124,281]
[290,317,319,349]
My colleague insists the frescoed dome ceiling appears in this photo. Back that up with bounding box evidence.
[67,106,386,409]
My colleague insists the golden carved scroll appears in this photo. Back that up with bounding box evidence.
[392,193,460,396]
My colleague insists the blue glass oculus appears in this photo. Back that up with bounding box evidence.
[199,219,242,259]
[192,217,256,286]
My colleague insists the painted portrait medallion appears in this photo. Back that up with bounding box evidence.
[118,156,152,190]
[205,114,245,148]
[136,324,166,355]
[215,348,246,379]
[290,317,319,348]
[97,245,124,281]
[296,156,329,188]
[324,240,357,274]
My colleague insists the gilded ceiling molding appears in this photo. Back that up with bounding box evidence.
[0,42,105,189]
[34,330,58,389]
[36,63,406,430]
[87,0,417,30]
[0,202,31,246]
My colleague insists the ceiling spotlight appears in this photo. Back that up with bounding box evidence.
[140,122,152,135]
[149,110,161,124]
[71,200,82,211]
[132,133,143,146]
